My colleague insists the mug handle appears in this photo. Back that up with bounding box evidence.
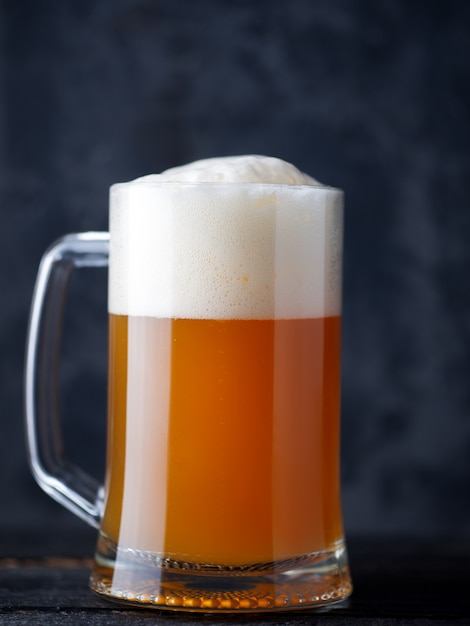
[25,232,109,528]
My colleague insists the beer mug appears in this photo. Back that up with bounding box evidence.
[25,179,352,612]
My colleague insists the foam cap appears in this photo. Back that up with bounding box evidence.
[108,155,343,320]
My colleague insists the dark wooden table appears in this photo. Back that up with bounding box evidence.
[1,530,469,624]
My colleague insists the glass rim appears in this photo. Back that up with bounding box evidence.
[110,180,343,194]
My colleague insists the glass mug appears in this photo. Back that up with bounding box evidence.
[25,180,352,612]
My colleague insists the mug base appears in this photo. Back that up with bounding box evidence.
[90,533,352,612]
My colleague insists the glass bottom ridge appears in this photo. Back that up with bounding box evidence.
[90,534,352,612]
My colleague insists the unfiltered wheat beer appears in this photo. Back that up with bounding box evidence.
[102,314,342,565]
[91,156,351,610]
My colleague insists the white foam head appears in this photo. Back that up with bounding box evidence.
[133,155,319,185]
[109,155,343,319]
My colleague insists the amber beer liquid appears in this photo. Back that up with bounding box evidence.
[102,314,342,565]
[92,178,351,609]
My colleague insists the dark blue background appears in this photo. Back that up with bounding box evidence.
[1,0,469,540]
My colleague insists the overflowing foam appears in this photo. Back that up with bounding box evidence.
[109,156,343,320]
[133,155,318,185]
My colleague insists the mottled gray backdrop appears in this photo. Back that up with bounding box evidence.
[1,0,469,541]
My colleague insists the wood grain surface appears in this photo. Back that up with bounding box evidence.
[0,534,469,624]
